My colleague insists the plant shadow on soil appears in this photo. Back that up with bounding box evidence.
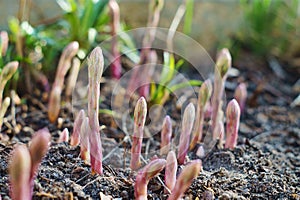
[0,53,300,199]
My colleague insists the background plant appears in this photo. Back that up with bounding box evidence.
[231,0,300,59]
[56,0,109,52]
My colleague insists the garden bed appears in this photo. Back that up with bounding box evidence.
[0,52,299,200]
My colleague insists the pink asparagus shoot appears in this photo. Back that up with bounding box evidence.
[177,103,195,165]
[190,79,212,150]
[0,31,9,56]
[9,128,51,200]
[9,145,32,200]
[48,41,79,123]
[234,83,247,113]
[70,109,85,146]
[109,0,122,79]
[165,151,177,193]
[225,99,241,149]
[130,97,147,170]
[134,158,166,199]
[139,50,158,98]
[57,128,70,143]
[28,128,51,182]
[80,117,91,164]
[66,57,81,99]
[167,160,202,200]
[127,0,164,96]
[0,61,19,108]
[87,47,104,175]
[216,120,225,148]
[160,115,172,155]
[196,145,205,158]
[211,48,231,140]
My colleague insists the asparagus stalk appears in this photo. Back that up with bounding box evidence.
[130,97,147,170]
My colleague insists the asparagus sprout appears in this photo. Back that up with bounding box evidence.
[48,41,79,123]
[160,115,172,155]
[225,99,241,149]
[0,61,19,108]
[234,83,247,113]
[9,145,31,200]
[165,151,177,193]
[135,159,166,199]
[0,97,10,131]
[9,128,51,200]
[167,160,202,200]
[130,97,147,170]
[109,0,122,79]
[211,48,231,140]
[87,47,104,175]
[0,31,9,56]
[177,103,195,164]
[190,79,212,149]
[57,128,70,143]
[70,109,85,146]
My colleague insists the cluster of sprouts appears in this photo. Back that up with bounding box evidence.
[3,0,247,197]
[132,48,246,198]
[9,128,51,200]
[5,41,246,199]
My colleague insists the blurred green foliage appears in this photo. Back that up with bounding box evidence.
[233,0,300,58]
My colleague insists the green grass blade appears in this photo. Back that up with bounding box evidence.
[169,80,202,93]
[183,0,194,34]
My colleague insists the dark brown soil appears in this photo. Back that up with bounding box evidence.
[0,53,299,199]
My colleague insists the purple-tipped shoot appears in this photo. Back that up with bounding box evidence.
[234,83,247,113]
[165,151,177,193]
[0,31,9,56]
[9,128,51,200]
[211,48,231,140]
[48,41,79,123]
[167,160,202,200]
[130,97,147,170]
[87,47,104,175]
[225,99,241,149]
[190,79,212,150]
[70,109,85,146]
[135,159,166,199]
[177,103,195,165]
[160,115,172,155]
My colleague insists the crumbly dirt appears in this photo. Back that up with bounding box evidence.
[0,52,300,199]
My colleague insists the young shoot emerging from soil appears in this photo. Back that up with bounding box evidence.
[190,79,212,150]
[0,61,18,131]
[48,41,79,123]
[211,48,231,140]
[167,160,202,200]
[177,103,195,164]
[134,158,166,200]
[160,115,172,155]
[9,128,51,200]
[225,99,241,149]
[87,47,104,175]
[130,97,147,170]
